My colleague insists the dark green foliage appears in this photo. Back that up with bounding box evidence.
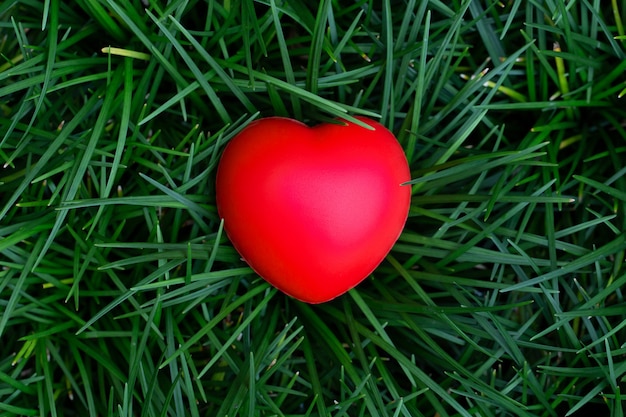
[1,0,625,416]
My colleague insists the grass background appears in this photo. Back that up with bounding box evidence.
[1,0,626,416]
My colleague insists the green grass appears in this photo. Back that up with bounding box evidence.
[1,0,626,416]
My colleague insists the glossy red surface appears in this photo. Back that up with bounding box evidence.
[216,117,411,303]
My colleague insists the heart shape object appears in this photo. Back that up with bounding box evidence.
[216,116,411,303]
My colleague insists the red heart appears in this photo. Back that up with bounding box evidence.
[216,117,411,303]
